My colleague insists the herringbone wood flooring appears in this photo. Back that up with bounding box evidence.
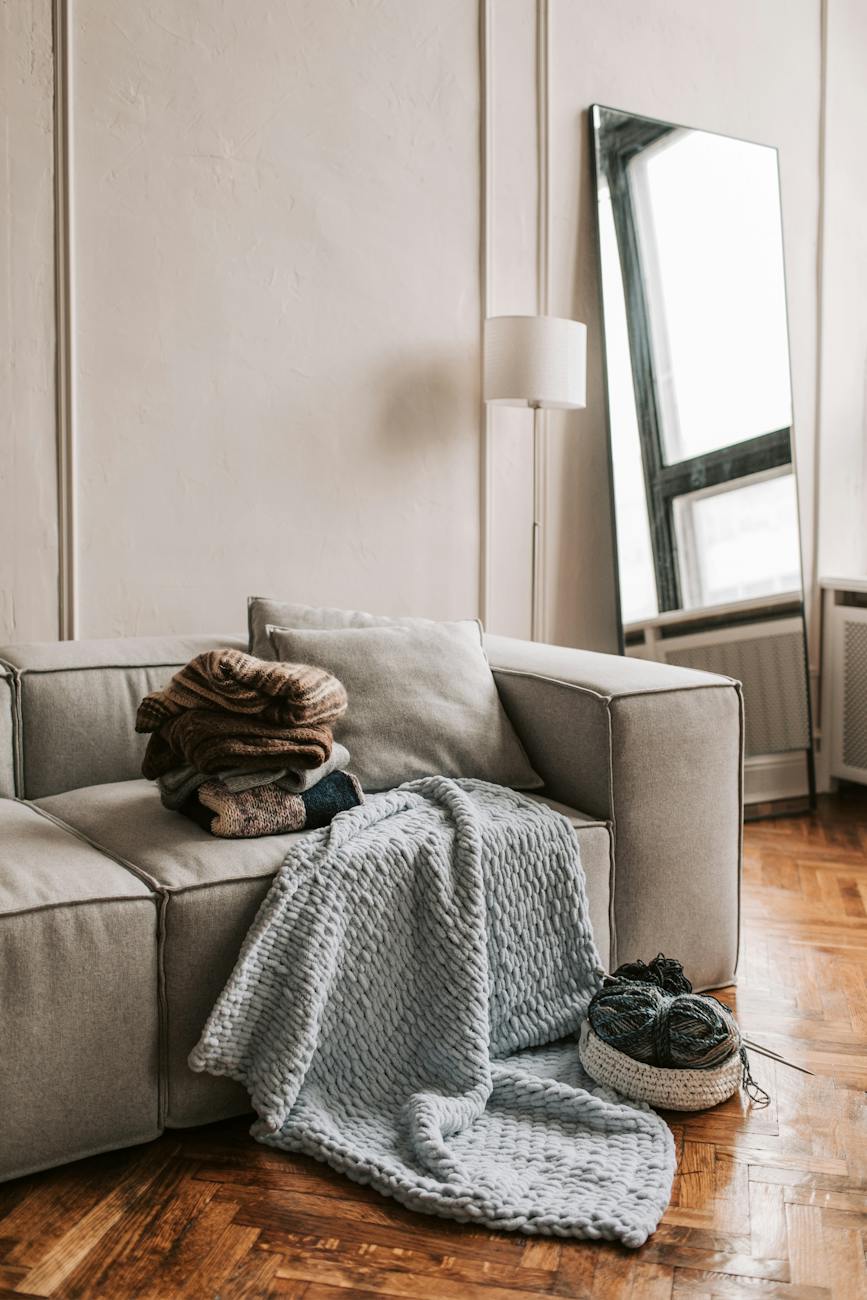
[1,793,865,1299]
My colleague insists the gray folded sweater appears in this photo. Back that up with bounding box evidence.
[157,743,351,811]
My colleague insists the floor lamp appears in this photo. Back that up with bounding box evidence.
[484,315,587,640]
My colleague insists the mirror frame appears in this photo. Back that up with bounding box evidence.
[589,103,816,812]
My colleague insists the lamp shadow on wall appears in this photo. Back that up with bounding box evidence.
[544,113,618,652]
[373,354,475,459]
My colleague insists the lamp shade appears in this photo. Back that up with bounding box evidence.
[484,314,587,410]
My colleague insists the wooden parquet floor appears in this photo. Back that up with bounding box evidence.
[1,792,865,1299]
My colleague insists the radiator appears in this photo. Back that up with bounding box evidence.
[655,617,810,758]
[828,603,867,784]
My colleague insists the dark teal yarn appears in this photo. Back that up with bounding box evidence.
[588,954,770,1105]
[588,982,741,1069]
[604,953,693,996]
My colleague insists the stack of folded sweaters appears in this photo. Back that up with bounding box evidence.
[135,649,363,838]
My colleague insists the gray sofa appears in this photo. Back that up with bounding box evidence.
[0,632,743,1183]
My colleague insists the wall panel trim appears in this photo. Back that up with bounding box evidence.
[809,0,828,657]
[52,0,77,639]
[482,0,548,639]
[533,0,550,640]
[480,0,494,627]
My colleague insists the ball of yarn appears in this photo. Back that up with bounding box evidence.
[588,962,742,1071]
[605,953,694,996]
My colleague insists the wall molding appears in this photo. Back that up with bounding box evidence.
[808,0,828,664]
[482,0,550,639]
[479,0,494,629]
[52,0,77,640]
[533,0,550,641]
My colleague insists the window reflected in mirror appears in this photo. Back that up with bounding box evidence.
[672,470,801,610]
[633,130,792,465]
[593,105,804,626]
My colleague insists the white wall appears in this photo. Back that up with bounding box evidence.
[817,0,867,582]
[72,0,480,636]
[3,0,862,655]
[0,0,59,642]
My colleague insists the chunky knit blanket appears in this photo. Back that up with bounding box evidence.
[190,778,676,1246]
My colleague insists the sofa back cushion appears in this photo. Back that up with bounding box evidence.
[248,595,483,660]
[0,666,15,798]
[0,634,245,798]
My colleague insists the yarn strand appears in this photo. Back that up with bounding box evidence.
[606,953,693,996]
[739,1048,771,1107]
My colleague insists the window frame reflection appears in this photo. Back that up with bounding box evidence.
[593,105,797,616]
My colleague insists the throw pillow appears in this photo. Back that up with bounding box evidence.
[266,622,542,793]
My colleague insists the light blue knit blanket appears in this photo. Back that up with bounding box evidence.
[190,777,675,1246]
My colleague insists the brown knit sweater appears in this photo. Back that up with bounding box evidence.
[137,649,347,729]
[139,711,337,780]
[136,649,347,780]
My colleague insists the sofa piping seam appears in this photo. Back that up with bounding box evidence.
[733,681,746,981]
[491,666,739,702]
[21,801,165,894]
[6,664,24,797]
[23,803,295,895]
[160,872,282,896]
[246,596,255,652]
[8,660,188,678]
[0,634,245,680]
[604,699,618,970]
[0,894,156,921]
[156,891,170,1128]
[0,672,18,799]
[545,816,610,831]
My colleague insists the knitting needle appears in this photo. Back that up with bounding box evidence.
[742,1037,814,1076]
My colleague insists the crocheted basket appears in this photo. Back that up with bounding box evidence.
[578,1020,743,1111]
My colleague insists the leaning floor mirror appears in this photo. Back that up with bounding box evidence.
[591,104,814,810]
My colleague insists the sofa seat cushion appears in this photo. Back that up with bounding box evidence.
[37,780,613,1129]
[38,777,324,893]
[530,794,612,969]
[0,799,160,1181]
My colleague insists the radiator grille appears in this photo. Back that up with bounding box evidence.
[664,629,809,756]
[842,620,867,771]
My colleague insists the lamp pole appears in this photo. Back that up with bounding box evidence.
[482,314,587,643]
[532,401,542,642]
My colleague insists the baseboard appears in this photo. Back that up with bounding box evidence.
[744,750,810,805]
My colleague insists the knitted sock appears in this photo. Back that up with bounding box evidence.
[179,770,363,839]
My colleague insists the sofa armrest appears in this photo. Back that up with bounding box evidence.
[486,634,744,990]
